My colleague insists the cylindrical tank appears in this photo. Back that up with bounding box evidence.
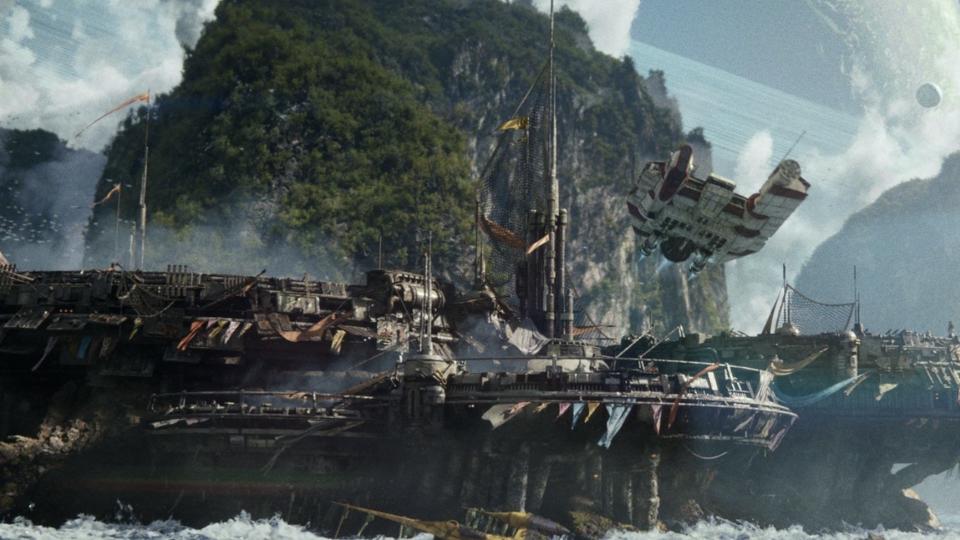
[841,330,859,379]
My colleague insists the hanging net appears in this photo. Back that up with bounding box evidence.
[477,63,550,309]
[775,284,855,335]
[569,286,616,345]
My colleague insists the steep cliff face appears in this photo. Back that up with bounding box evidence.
[797,153,960,332]
[83,0,727,336]
[0,128,105,270]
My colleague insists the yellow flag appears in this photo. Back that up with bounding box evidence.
[497,116,529,131]
[584,402,600,423]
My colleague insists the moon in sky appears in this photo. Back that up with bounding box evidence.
[916,82,943,108]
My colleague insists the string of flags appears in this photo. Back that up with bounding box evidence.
[482,399,646,449]
[175,318,253,351]
[22,318,255,372]
[479,398,792,453]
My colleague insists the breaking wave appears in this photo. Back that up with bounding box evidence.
[0,512,351,540]
[0,513,957,540]
[610,518,960,539]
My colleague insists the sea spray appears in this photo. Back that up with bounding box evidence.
[1,514,957,540]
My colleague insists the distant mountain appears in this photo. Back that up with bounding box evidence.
[797,153,960,333]
[84,0,727,335]
[0,128,105,270]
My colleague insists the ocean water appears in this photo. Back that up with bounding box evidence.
[0,514,957,540]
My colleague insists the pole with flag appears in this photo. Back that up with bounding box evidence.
[74,92,150,139]
[90,183,123,261]
[115,183,121,263]
[74,91,151,267]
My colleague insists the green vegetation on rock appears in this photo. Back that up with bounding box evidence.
[84,0,728,334]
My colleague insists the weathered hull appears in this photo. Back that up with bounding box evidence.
[0,267,795,532]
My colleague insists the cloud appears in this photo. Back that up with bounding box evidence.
[724,0,960,332]
[0,0,218,270]
[732,130,773,190]
[531,0,641,57]
[0,0,219,151]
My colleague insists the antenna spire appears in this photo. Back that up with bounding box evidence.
[420,233,434,355]
[782,263,790,325]
[543,0,561,338]
[854,265,862,330]
[548,0,558,220]
[137,90,151,270]
[781,130,806,162]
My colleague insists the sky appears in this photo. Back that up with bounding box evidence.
[631,0,859,114]
[0,0,217,151]
[624,1,960,333]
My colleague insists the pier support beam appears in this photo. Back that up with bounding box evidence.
[526,456,552,513]
[585,450,603,502]
[633,450,660,529]
[459,447,481,507]
[616,472,634,524]
[601,453,615,516]
[505,443,530,510]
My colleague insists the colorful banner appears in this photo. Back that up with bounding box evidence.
[482,401,529,429]
[75,91,150,138]
[584,401,600,423]
[597,403,634,448]
[91,184,121,208]
[177,320,205,351]
[32,337,58,371]
[222,320,241,344]
[570,403,585,429]
[651,404,663,435]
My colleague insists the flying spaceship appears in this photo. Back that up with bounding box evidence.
[627,144,809,274]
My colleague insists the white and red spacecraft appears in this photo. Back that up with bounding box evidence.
[627,144,809,274]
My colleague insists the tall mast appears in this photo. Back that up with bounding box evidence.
[421,234,434,355]
[548,0,558,222]
[547,1,572,340]
[543,0,558,338]
[474,196,485,288]
[137,91,151,270]
[854,265,862,331]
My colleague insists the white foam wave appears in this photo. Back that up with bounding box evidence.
[1,514,956,540]
[606,517,960,539]
[0,512,357,540]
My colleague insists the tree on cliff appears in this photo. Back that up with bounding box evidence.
[84,0,727,333]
